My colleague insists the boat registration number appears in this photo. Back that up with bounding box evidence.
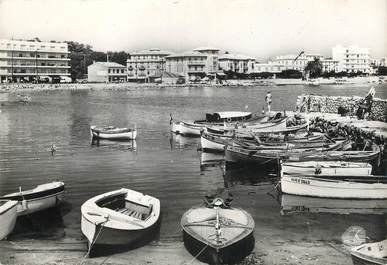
[291,178,310,185]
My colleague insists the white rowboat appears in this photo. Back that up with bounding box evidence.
[90,126,137,140]
[0,200,18,240]
[81,188,160,254]
[0,182,65,216]
[281,161,372,176]
[351,239,387,265]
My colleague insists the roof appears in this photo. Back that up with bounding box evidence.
[93,61,126,68]
[192,47,220,51]
[131,48,173,56]
[219,53,255,60]
[166,51,208,59]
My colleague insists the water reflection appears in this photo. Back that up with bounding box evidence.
[91,139,137,152]
[169,133,199,150]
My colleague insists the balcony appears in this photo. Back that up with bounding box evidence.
[0,56,70,61]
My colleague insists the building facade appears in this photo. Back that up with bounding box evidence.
[0,38,71,83]
[87,61,127,83]
[254,61,284,73]
[218,54,255,74]
[126,48,172,82]
[272,53,324,72]
[332,45,371,74]
[321,58,339,73]
[165,51,209,80]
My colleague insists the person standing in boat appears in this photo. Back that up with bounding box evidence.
[265,91,272,115]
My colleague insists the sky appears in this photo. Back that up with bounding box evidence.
[0,0,386,61]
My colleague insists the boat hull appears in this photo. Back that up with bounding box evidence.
[225,146,279,168]
[0,201,18,240]
[1,183,65,216]
[179,122,204,137]
[183,230,255,264]
[351,240,387,265]
[91,129,137,140]
[170,121,181,134]
[281,161,372,176]
[281,175,387,199]
[200,134,227,153]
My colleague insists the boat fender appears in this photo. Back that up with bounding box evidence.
[314,165,322,175]
[22,199,28,210]
[226,118,232,123]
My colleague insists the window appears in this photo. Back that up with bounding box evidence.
[121,69,124,73]
[108,69,111,73]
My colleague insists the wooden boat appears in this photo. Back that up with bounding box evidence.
[280,174,387,199]
[171,111,253,136]
[281,161,373,176]
[224,140,349,168]
[90,125,137,140]
[181,197,254,264]
[0,182,65,216]
[81,188,160,254]
[351,239,387,265]
[0,200,18,240]
[280,194,387,215]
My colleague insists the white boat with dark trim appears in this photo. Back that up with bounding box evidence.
[81,188,160,255]
[281,161,373,176]
[171,111,253,136]
[0,182,65,216]
[181,197,254,264]
[90,125,137,140]
[0,200,18,240]
[351,239,387,265]
[281,174,387,199]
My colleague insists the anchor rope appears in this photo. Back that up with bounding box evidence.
[183,243,210,265]
[79,217,109,265]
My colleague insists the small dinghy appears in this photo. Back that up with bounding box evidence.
[351,239,387,265]
[81,188,160,255]
[90,125,137,140]
[0,182,65,216]
[181,196,254,264]
[0,200,18,240]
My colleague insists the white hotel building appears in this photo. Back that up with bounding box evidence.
[0,39,70,83]
[218,53,256,74]
[272,53,324,72]
[126,48,172,82]
[165,47,220,79]
[332,45,371,74]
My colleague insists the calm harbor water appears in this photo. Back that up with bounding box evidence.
[0,84,386,256]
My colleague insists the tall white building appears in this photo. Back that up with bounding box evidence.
[332,45,371,74]
[126,48,172,82]
[0,38,70,83]
[218,53,255,74]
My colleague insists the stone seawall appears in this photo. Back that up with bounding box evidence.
[297,94,387,122]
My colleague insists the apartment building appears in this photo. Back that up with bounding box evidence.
[321,58,339,73]
[87,61,127,83]
[272,53,324,72]
[332,45,371,74]
[254,61,284,73]
[0,38,71,83]
[218,53,256,74]
[126,48,172,82]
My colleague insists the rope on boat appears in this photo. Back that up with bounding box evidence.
[183,243,210,265]
[79,217,109,265]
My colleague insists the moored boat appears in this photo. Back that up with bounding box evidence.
[90,125,137,140]
[0,182,65,216]
[281,161,373,176]
[81,188,160,255]
[280,174,387,199]
[0,200,18,240]
[181,197,254,264]
[351,239,387,265]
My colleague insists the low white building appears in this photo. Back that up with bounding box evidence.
[254,61,284,73]
[218,53,256,74]
[321,58,339,73]
[272,53,324,72]
[332,45,371,74]
[87,61,127,83]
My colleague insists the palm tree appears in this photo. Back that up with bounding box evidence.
[305,57,323,78]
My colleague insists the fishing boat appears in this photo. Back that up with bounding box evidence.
[181,197,254,264]
[0,182,65,216]
[0,200,18,240]
[281,161,373,176]
[280,174,387,199]
[280,194,387,215]
[90,125,137,140]
[351,239,387,265]
[81,188,160,254]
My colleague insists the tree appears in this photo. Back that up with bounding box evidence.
[377,66,387,75]
[277,69,302,79]
[305,57,323,78]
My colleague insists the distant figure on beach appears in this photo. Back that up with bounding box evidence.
[265,91,272,114]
